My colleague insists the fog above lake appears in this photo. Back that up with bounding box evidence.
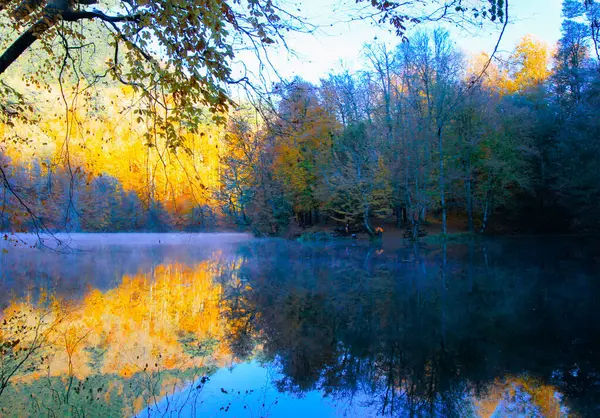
[1,232,253,250]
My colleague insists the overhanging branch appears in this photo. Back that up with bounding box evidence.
[0,7,143,76]
[0,17,56,75]
[61,10,142,23]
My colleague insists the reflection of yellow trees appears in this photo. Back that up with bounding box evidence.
[0,260,252,416]
[69,261,230,378]
[0,295,65,396]
[475,375,569,418]
[1,261,237,383]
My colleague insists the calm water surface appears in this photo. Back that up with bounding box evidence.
[0,233,599,417]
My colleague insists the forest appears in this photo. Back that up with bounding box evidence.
[0,0,599,238]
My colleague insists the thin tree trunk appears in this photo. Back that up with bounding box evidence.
[438,127,447,235]
[481,194,490,233]
[466,175,473,232]
[395,204,403,227]
[0,186,5,230]
[363,206,374,236]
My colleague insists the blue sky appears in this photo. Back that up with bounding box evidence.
[232,0,564,85]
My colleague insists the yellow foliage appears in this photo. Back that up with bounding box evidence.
[475,375,569,418]
[1,82,227,223]
[0,259,239,382]
[468,36,551,95]
[503,35,551,93]
[273,94,339,212]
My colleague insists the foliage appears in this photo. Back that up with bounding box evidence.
[2,1,600,236]
[0,260,234,415]
[0,0,305,117]
[271,79,338,217]
[318,122,392,235]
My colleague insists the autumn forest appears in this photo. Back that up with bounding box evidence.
[1,0,598,239]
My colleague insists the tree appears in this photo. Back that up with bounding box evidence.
[218,107,291,235]
[270,79,338,227]
[449,86,490,231]
[560,0,600,64]
[475,95,534,232]
[318,122,392,236]
[219,111,259,228]
[554,3,593,108]
[502,35,551,93]
[320,70,365,127]
[546,3,600,230]
[1,0,306,115]
[395,29,463,236]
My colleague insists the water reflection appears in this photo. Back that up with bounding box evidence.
[0,236,598,416]
[0,260,234,416]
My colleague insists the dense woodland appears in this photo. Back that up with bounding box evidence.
[0,0,599,237]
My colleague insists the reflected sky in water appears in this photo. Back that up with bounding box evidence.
[0,233,598,417]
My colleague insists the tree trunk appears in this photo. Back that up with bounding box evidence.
[438,127,447,235]
[0,11,60,75]
[480,194,490,233]
[395,204,403,227]
[363,207,375,236]
[419,206,427,223]
[465,176,474,232]
[411,222,420,241]
[0,186,6,230]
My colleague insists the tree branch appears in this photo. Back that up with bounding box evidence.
[0,16,58,75]
[61,10,142,23]
[0,7,142,75]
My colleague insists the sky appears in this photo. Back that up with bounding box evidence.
[232,0,564,85]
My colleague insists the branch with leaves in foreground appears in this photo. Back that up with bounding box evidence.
[0,0,308,114]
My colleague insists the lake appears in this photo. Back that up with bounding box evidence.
[0,233,599,417]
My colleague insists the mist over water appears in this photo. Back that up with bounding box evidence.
[0,234,598,417]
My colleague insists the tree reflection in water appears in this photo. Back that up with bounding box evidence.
[0,237,598,416]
